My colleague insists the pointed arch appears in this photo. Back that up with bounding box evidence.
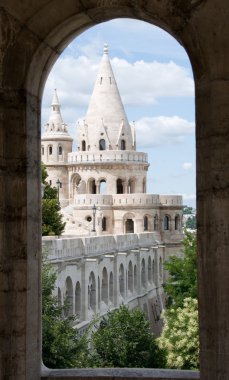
[128,261,133,294]
[65,276,73,317]
[119,263,125,298]
[75,281,81,319]
[109,272,114,304]
[101,267,108,305]
[88,271,96,312]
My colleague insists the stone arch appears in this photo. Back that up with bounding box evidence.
[127,177,136,193]
[70,173,82,197]
[102,216,107,231]
[123,212,135,234]
[99,178,107,194]
[141,258,146,289]
[58,287,61,306]
[88,178,96,194]
[116,178,124,194]
[152,259,157,285]
[159,256,163,280]
[119,263,125,298]
[121,139,126,150]
[109,272,114,304]
[58,144,63,156]
[81,140,86,151]
[101,267,108,305]
[128,260,133,294]
[148,256,152,284]
[98,275,101,309]
[88,271,96,312]
[2,2,228,378]
[75,281,81,319]
[48,144,53,156]
[99,138,106,150]
[163,215,170,230]
[65,276,73,317]
[134,264,137,292]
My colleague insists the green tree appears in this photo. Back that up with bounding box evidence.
[42,163,65,236]
[186,215,196,230]
[42,255,88,368]
[164,230,197,308]
[157,298,199,369]
[88,305,165,368]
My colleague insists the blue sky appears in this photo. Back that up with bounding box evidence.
[42,18,196,207]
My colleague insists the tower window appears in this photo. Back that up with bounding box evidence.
[49,146,52,155]
[41,146,44,155]
[164,215,170,230]
[144,216,148,231]
[82,140,86,151]
[121,139,126,150]
[99,139,106,150]
[102,217,107,231]
[58,146,62,155]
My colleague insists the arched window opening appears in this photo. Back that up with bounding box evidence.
[128,261,133,294]
[88,179,96,194]
[117,178,124,194]
[121,139,126,150]
[82,140,86,151]
[152,259,157,284]
[141,258,146,289]
[75,282,81,319]
[144,215,149,231]
[119,264,125,298]
[127,178,135,193]
[65,276,73,317]
[148,257,152,283]
[99,179,107,194]
[88,271,96,312]
[58,287,61,307]
[159,256,163,280]
[49,145,53,155]
[125,218,134,233]
[102,217,107,231]
[164,215,170,230]
[101,267,108,305]
[99,139,106,150]
[154,214,159,231]
[58,145,62,155]
[109,272,114,304]
[175,214,180,230]
[134,265,137,292]
[41,146,44,155]
[98,276,101,309]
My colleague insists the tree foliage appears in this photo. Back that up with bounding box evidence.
[157,298,199,369]
[164,230,197,308]
[42,163,65,236]
[88,305,165,368]
[42,255,88,368]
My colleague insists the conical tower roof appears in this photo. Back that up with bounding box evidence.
[82,45,134,150]
[42,89,72,141]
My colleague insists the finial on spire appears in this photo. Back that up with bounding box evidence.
[103,43,109,54]
[51,88,60,106]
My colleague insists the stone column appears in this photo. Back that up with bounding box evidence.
[196,78,229,379]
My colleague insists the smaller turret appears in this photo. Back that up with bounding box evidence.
[41,90,73,205]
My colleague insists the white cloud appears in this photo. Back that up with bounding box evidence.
[135,116,195,148]
[42,54,194,126]
[182,162,193,170]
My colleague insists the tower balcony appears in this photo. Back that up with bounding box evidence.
[68,150,148,165]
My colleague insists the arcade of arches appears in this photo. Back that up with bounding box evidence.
[0,1,229,380]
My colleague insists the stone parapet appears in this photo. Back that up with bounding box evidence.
[68,150,148,164]
[43,232,160,261]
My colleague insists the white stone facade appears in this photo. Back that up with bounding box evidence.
[43,232,166,334]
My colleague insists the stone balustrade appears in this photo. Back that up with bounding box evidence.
[68,150,148,164]
[74,194,182,207]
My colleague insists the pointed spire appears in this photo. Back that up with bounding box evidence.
[42,89,72,140]
[84,45,134,150]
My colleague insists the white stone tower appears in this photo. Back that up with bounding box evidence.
[42,45,183,239]
[41,89,73,205]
